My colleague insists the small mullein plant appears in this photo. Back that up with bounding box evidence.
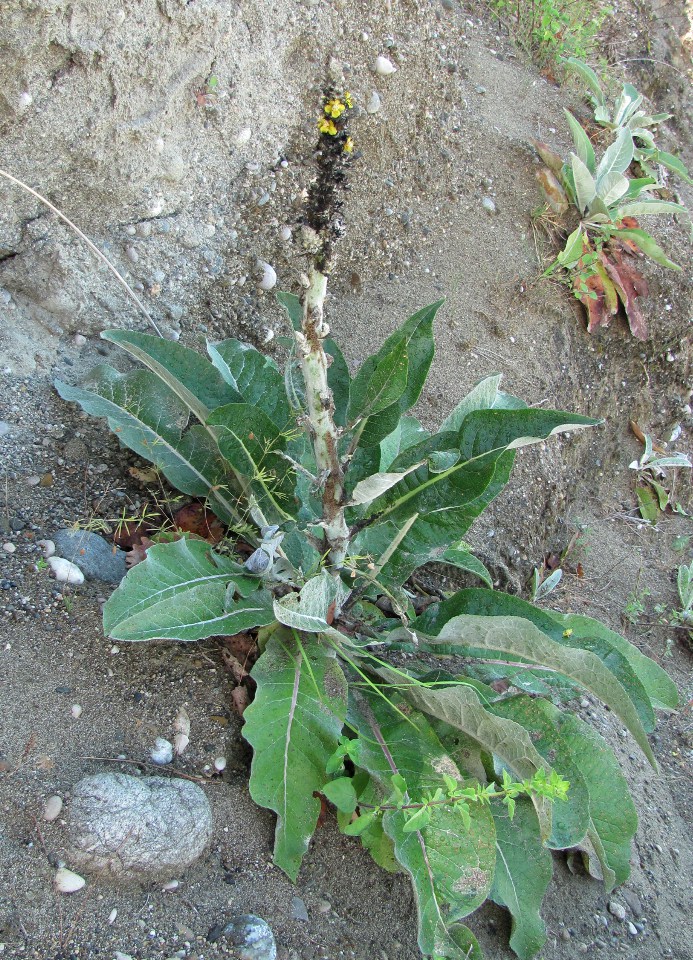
[561,57,693,185]
[533,86,687,338]
[56,88,678,960]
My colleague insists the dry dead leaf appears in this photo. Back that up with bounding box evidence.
[128,465,160,484]
[174,706,191,737]
[173,503,225,543]
[230,686,251,717]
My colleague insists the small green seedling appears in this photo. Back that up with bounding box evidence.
[629,432,691,523]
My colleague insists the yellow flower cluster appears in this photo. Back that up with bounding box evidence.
[318,117,338,136]
[324,98,346,119]
[317,92,355,144]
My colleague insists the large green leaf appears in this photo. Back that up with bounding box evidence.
[207,339,291,429]
[614,229,680,270]
[486,696,589,850]
[651,149,693,185]
[617,198,685,217]
[491,696,637,890]
[388,678,554,840]
[55,367,242,525]
[351,301,442,447]
[438,374,525,435]
[352,409,596,587]
[379,417,429,470]
[347,344,409,422]
[571,153,597,214]
[598,171,629,208]
[408,609,657,767]
[101,330,242,424]
[560,57,605,106]
[274,571,350,633]
[369,408,598,520]
[420,588,675,721]
[207,403,296,522]
[564,110,596,174]
[436,547,493,587]
[352,451,515,588]
[103,538,274,641]
[243,631,348,880]
[348,690,496,956]
[596,128,634,183]
[549,610,678,711]
[489,799,553,959]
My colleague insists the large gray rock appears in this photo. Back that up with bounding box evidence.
[52,528,127,584]
[64,773,213,882]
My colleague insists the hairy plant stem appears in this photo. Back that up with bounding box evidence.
[298,266,349,568]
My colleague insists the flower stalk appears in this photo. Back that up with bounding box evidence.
[296,83,355,568]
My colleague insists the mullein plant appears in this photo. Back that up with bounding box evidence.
[55,86,678,960]
[533,85,688,338]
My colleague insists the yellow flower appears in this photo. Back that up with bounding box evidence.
[317,117,338,136]
[343,136,355,154]
[344,91,353,108]
[324,98,346,119]
[563,629,573,638]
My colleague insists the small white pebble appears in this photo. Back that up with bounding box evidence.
[236,127,252,146]
[257,260,277,291]
[162,879,180,892]
[17,91,33,111]
[71,704,83,719]
[2,543,15,554]
[54,867,86,894]
[150,737,173,765]
[366,91,382,114]
[374,55,397,76]
[261,328,274,345]
[47,557,84,585]
[42,795,63,822]
[73,334,87,347]
[214,756,227,773]
[279,225,292,241]
[608,901,626,921]
[147,197,164,218]
[108,908,117,924]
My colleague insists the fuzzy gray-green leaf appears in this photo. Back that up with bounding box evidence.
[103,538,273,641]
[490,799,553,959]
[274,571,350,633]
[207,339,291,428]
[348,691,496,956]
[55,367,241,525]
[101,330,243,424]
[243,632,348,881]
[491,696,637,890]
[409,606,656,767]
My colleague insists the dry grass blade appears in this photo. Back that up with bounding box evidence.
[0,167,163,337]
